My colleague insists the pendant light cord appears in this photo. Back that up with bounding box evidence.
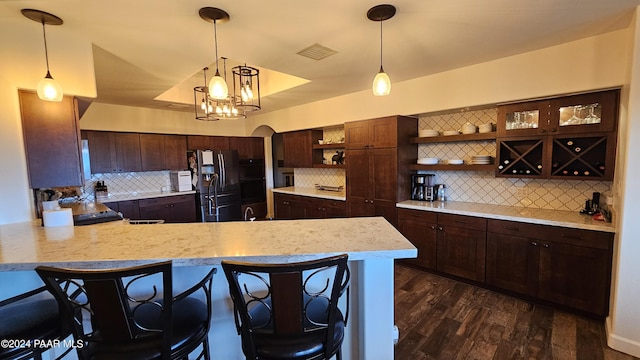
[379,19,383,68]
[213,20,220,73]
[41,20,51,73]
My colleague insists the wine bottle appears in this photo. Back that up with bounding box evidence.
[594,162,606,171]
[503,159,511,165]
[512,169,518,174]
[536,164,543,170]
[583,169,590,176]
[573,170,580,176]
[562,170,569,175]
[552,162,559,168]
[525,169,531,174]
[498,164,504,170]
[574,147,582,153]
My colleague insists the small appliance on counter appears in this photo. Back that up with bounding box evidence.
[95,181,108,202]
[170,170,192,192]
[581,192,601,215]
[411,174,435,201]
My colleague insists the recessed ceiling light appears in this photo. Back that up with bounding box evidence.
[297,43,337,61]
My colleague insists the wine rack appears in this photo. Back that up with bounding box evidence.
[551,135,613,179]
[496,138,546,178]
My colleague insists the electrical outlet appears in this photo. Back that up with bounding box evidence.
[515,187,529,197]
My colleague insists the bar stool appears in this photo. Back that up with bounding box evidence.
[222,254,350,360]
[0,285,70,360]
[35,261,216,360]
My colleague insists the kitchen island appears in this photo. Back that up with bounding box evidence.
[0,217,415,360]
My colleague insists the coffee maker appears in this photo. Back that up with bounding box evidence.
[411,174,436,201]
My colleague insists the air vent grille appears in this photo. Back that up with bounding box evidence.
[297,43,337,60]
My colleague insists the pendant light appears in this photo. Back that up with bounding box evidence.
[194,67,217,121]
[22,9,64,102]
[199,7,230,100]
[367,4,396,97]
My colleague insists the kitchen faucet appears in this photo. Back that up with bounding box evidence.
[244,206,255,222]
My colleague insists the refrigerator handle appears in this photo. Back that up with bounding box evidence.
[219,152,226,190]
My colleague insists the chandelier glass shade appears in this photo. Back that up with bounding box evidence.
[22,9,64,102]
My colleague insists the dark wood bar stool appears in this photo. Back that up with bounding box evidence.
[35,261,215,360]
[222,254,350,360]
[0,286,71,360]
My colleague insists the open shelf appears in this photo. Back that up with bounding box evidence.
[313,164,345,169]
[410,132,496,144]
[313,143,345,149]
[409,164,495,172]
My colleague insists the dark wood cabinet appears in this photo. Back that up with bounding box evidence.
[186,135,230,151]
[19,90,83,188]
[85,131,141,173]
[282,130,323,168]
[137,194,196,223]
[105,200,140,220]
[496,89,619,180]
[273,193,345,220]
[139,134,187,171]
[436,213,487,282]
[230,137,264,159]
[345,116,417,227]
[486,219,613,316]
[397,209,437,269]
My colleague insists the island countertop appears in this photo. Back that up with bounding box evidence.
[0,217,416,271]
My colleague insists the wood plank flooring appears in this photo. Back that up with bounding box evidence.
[394,263,638,360]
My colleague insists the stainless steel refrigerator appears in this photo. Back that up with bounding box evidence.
[188,149,242,222]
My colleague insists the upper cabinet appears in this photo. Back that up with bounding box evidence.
[282,130,323,168]
[345,116,405,149]
[85,131,142,173]
[139,134,187,171]
[229,136,264,159]
[497,89,618,137]
[19,90,83,188]
[186,135,230,151]
[496,89,620,180]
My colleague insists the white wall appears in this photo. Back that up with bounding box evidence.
[0,17,95,224]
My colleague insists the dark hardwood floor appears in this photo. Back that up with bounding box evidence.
[394,263,638,360]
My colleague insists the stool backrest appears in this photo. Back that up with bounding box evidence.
[222,254,350,359]
[36,261,173,359]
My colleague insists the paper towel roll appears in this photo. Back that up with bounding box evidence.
[43,208,74,227]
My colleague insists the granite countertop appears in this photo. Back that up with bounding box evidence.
[272,186,346,201]
[0,217,415,271]
[99,190,196,203]
[396,200,615,233]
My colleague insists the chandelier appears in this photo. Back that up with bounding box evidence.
[194,61,246,121]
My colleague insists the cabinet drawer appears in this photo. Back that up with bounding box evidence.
[438,213,486,231]
[323,199,346,210]
[488,219,613,250]
[397,208,437,223]
[139,194,192,208]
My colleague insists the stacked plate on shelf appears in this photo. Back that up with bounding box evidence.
[442,130,461,136]
[418,129,439,137]
[417,157,439,165]
[471,155,493,165]
[447,159,464,165]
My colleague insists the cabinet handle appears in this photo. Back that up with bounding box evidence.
[550,128,557,133]
[370,200,374,204]
[504,226,520,231]
[430,225,436,230]
[560,234,583,240]
[364,199,369,203]
[530,241,538,246]
[542,243,550,248]
[438,226,443,231]
[539,129,546,134]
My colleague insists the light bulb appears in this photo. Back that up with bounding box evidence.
[223,104,229,115]
[216,105,222,114]
[244,81,253,100]
[207,102,213,113]
[372,67,391,96]
[232,107,238,115]
[37,72,63,102]
[241,88,248,102]
[208,69,228,100]
[201,98,207,111]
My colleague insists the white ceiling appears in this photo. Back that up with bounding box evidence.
[3,0,640,116]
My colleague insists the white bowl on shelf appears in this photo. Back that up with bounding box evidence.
[417,157,439,165]
[318,140,324,144]
[478,123,494,133]
[447,159,464,165]
[442,130,460,136]
[418,129,439,137]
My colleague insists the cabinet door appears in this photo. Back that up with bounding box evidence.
[169,195,196,223]
[538,241,611,316]
[86,131,117,173]
[164,135,187,170]
[187,135,212,150]
[282,130,322,168]
[437,225,486,282]
[346,149,373,217]
[344,120,370,149]
[139,133,166,171]
[114,133,141,172]
[323,199,346,218]
[550,90,618,135]
[497,100,551,137]
[368,117,398,148]
[19,91,83,188]
[397,211,437,269]
[118,200,140,220]
[274,193,294,219]
[486,233,539,296]
[230,137,264,159]
[138,203,172,221]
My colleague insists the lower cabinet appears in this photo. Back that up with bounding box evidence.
[274,193,346,220]
[138,194,196,223]
[396,209,614,317]
[486,219,613,317]
[104,200,140,220]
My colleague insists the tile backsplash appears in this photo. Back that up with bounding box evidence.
[418,108,612,212]
[83,171,173,200]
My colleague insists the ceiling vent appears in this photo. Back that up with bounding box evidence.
[297,43,337,60]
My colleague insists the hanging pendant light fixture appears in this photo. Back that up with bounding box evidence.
[232,64,261,112]
[367,4,395,97]
[194,67,217,121]
[22,9,64,102]
[199,7,230,100]
[213,57,246,120]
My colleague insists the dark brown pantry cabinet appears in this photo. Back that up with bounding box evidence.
[282,130,323,168]
[345,116,417,226]
[19,90,83,188]
[486,219,613,317]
